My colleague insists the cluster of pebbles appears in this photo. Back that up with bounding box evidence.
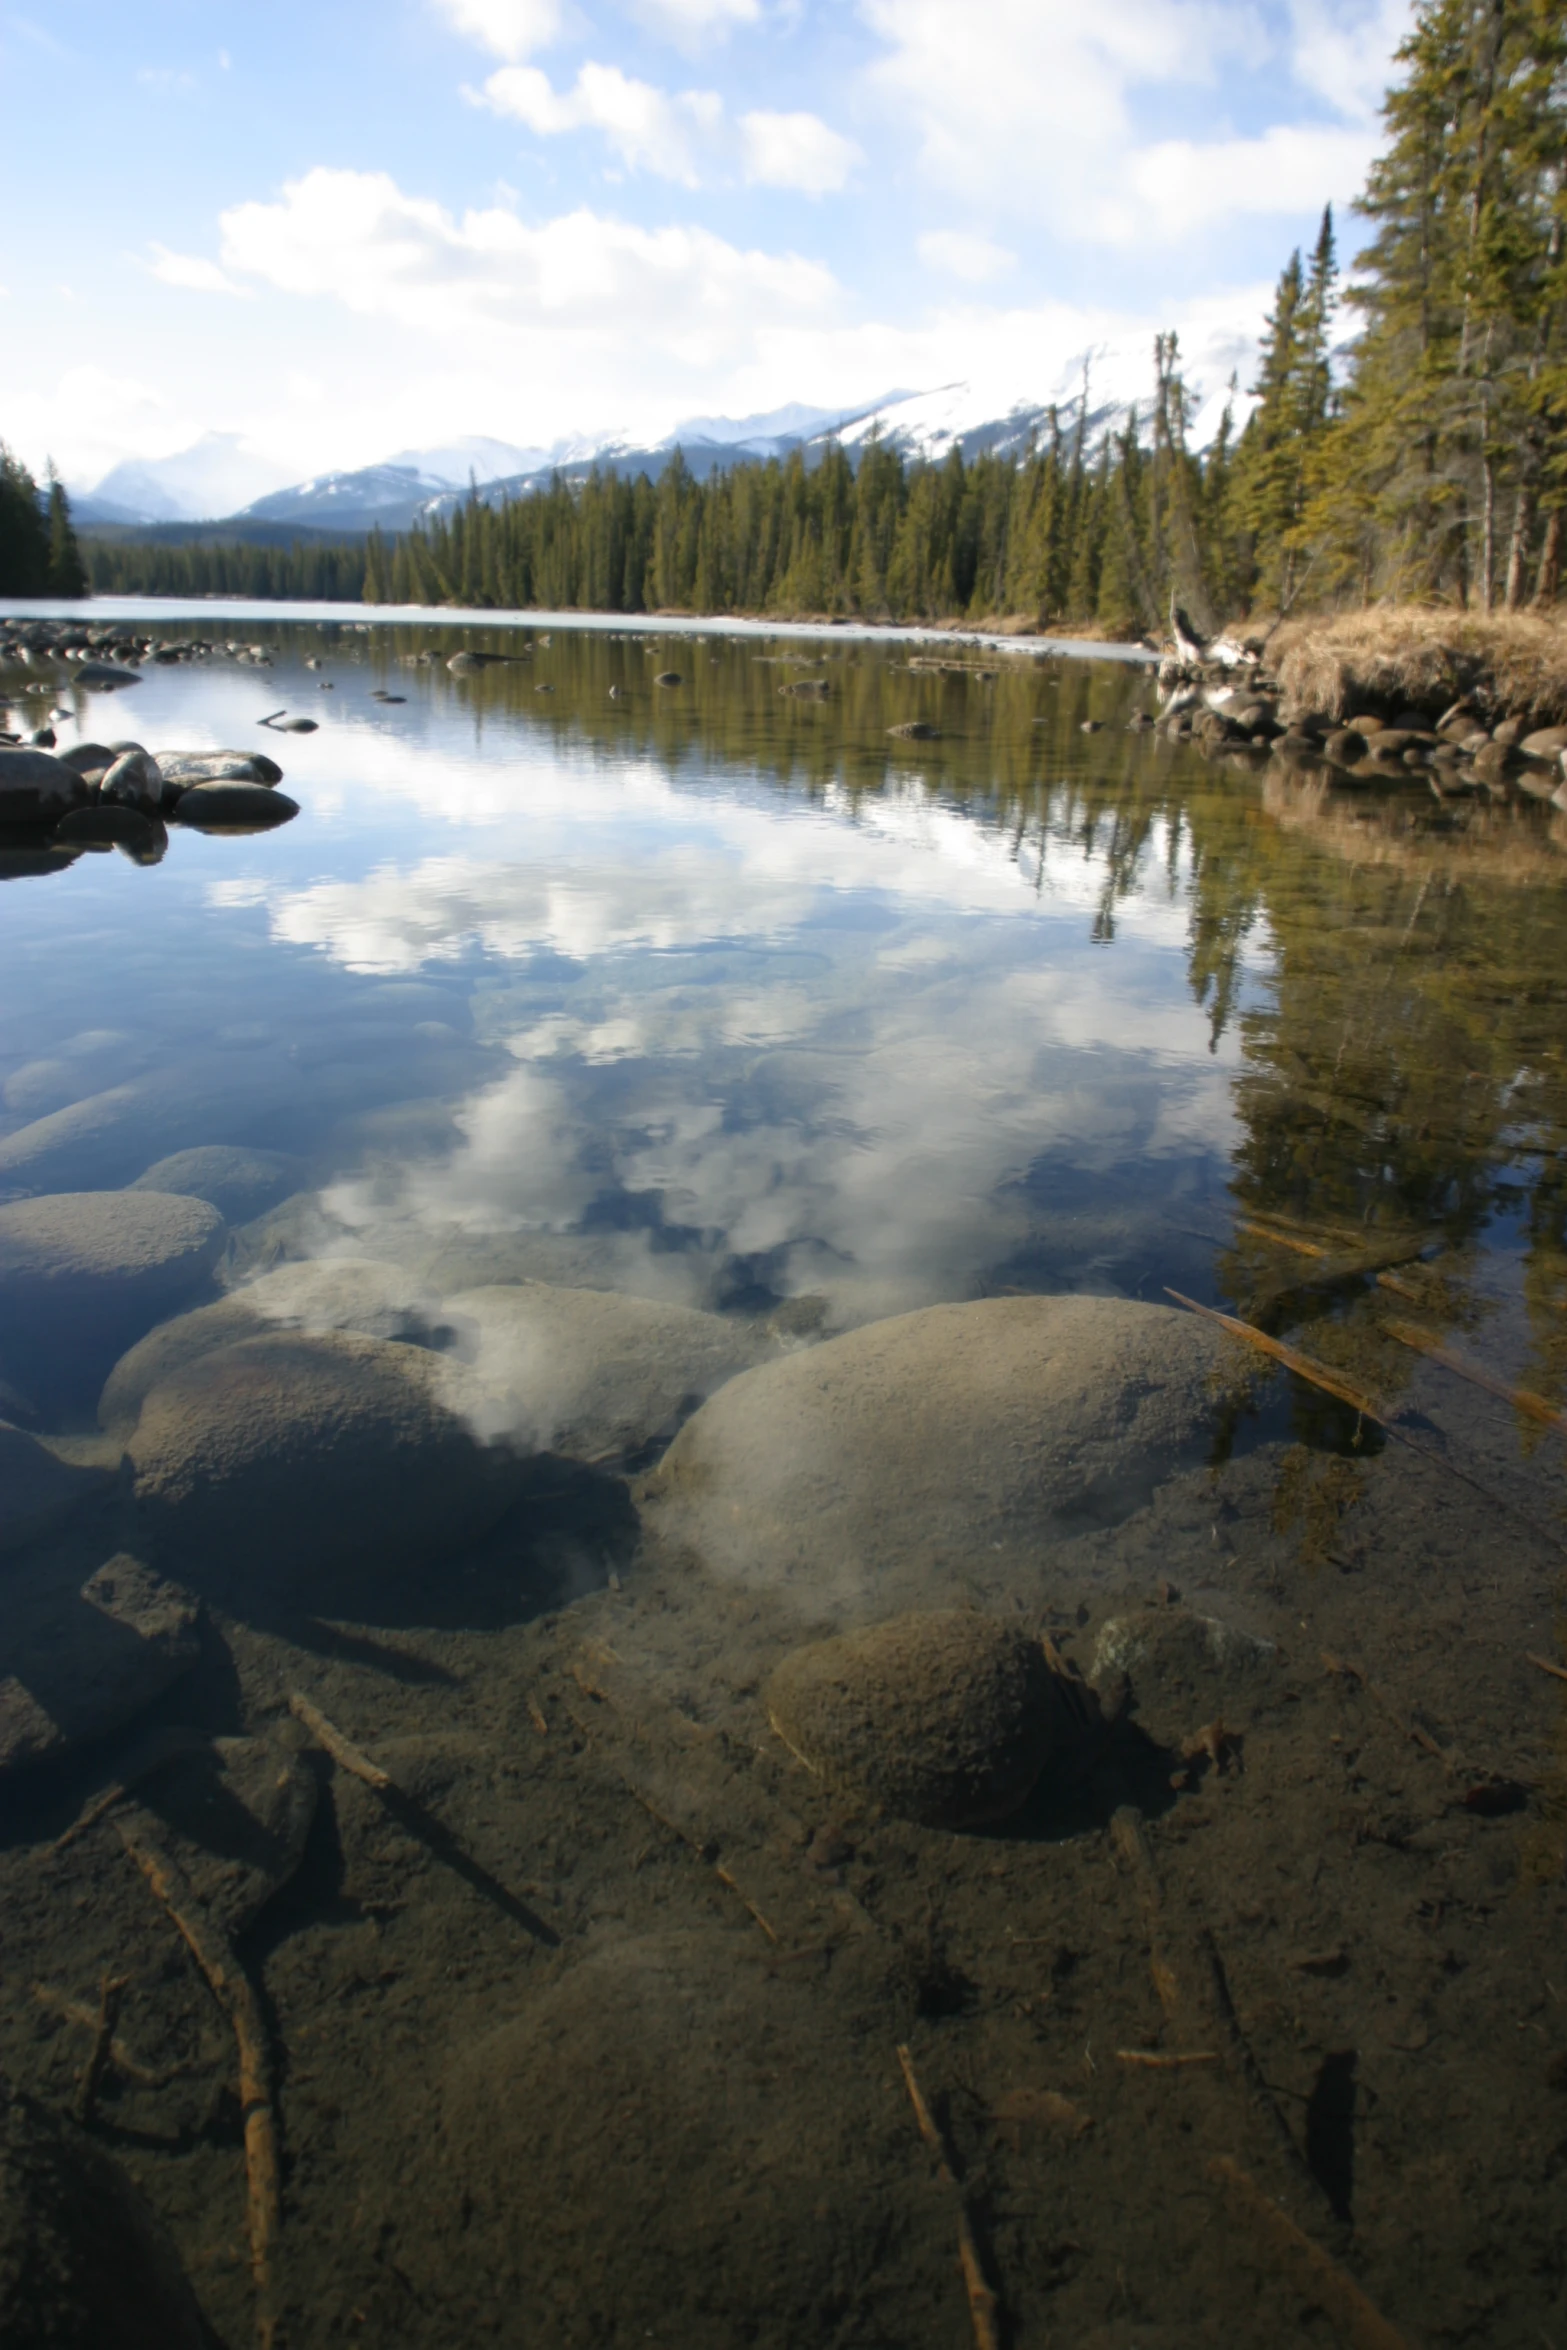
[0,739,297,872]
[0,615,273,682]
[1145,674,1567,806]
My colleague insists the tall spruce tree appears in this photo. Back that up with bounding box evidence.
[0,442,50,595]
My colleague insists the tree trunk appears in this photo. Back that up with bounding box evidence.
[1504,481,1532,610]
[1533,508,1563,606]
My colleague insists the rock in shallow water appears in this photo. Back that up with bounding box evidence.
[0,1554,200,1773]
[442,1281,772,1464]
[438,1928,882,2350]
[0,1191,225,1407]
[641,1294,1240,1617]
[0,2080,210,2350]
[128,1327,529,1581]
[0,1421,112,1554]
[128,1142,305,1224]
[167,781,298,831]
[766,1609,1082,1826]
[99,1256,443,1437]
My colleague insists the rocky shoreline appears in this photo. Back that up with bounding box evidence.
[1149,639,1567,810]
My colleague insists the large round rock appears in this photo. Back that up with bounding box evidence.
[128,1143,304,1224]
[128,1328,528,1578]
[0,2080,209,2350]
[766,1610,1071,1826]
[442,1281,771,1464]
[0,1191,225,1408]
[100,1256,440,1438]
[432,1929,910,2350]
[642,1294,1240,1615]
[0,1422,112,1554]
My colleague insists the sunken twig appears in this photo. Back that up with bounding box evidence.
[75,1972,130,2126]
[286,1690,558,1945]
[117,1822,280,2350]
[895,2044,1002,2350]
[1209,2156,1418,2350]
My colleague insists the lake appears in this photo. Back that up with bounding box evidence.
[3,607,1565,2350]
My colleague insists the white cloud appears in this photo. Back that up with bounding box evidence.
[433,0,566,58]
[861,0,1405,244]
[917,229,1014,284]
[1126,120,1380,241]
[1290,0,1412,123]
[147,243,248,296]
[217,168,837,346]
[477,62,723,183]
[740,110,860,194]
[626,0,761,48]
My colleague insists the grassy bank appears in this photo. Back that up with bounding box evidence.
[1267,608,1567,725]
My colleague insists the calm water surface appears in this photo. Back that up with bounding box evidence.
[2,611,1565,2349]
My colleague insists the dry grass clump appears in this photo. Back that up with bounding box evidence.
[1269,606,1567,725]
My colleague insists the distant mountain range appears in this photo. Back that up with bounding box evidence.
[72,365,1244,539]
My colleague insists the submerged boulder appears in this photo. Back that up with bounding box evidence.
[766,1610,1084,1827]
[0,1422,113,1555]
[442,1281,771,1464]
[0,2078,209,2349]
[642,1294,1240,1617]
[437,1928,890,2350]
[100,1256,442,1437]
[128,1328,528,1579]
[0,1191,224,1407]
[0,1554,200,1774]
[128,1143,305,1225]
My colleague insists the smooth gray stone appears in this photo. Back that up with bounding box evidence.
[55,740,116,775]
[99,1256,440,1437]
[128,1328,530,1580]
[168,781,298,831]
[155,751,276,787]
[0,2078,209,2348]
[642,1295,1243,1620]
[0,1191,225,1405]
[98,749,161,808]
[73,659,142,686]
[0,1553,200,1773]
[0,745,90,820]
[128,1144,305,1225]
[442,1281,773,1465]
[0,1421,112,1555]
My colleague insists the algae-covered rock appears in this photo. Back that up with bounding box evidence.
[0,2078,209,2350]
[128,1328,527,1580]
[643,1294,1239,1616]
[765,1610,1078,1826]
[0,1555,200,1774]
[0,1423,112,1556]
[443,1281,771,1464]
[128,1144,304,1224]
[100,1257,441,1437]
[0,1191,225,1406]
[437,1928,890,2350]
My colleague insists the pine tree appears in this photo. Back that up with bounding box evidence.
[0,443,50,594]
[44,464,87,596]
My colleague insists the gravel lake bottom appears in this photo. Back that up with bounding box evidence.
[1,607,1565,2350]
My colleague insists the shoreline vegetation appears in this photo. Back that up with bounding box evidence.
[5,0,1567,723]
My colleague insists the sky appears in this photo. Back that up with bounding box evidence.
[0,0,1413,494]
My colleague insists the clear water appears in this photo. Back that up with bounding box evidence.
[3,612,1565,2350]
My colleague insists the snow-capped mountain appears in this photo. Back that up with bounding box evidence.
[73,346,1253,536]
[75,432,296,527]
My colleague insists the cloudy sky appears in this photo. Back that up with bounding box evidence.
[0,0,1410,492]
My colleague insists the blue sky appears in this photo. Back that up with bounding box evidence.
[0,0,1411,491]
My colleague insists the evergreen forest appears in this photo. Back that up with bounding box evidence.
[7,0,1566,633]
